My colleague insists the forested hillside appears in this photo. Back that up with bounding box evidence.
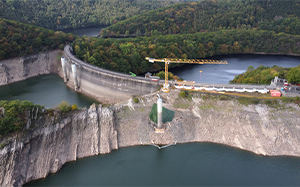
[0,18,75,60]
[230,65,300,85]
[231,65,290,85]
[1,0,300,80]
[0,0,192,30]
[72,29,300,75]
[101,0,300,37]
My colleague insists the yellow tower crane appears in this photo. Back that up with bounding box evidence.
[145,57,228,92]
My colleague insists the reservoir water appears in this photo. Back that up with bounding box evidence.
[0,74,97,108]
[61,26,106,37]
[171,54,300,84]
[25,143,300,186]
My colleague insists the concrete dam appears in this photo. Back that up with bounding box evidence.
[63,45,160,103]
[63,45,288,101]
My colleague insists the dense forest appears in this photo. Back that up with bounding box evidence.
[71,29,300,75]
[0,0,194,30]
[230,65,300,84]
[0,17,75,60]
[101,0,300,37]
[1,0,300,81]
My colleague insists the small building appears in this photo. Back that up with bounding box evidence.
[145,72,152,78]
[270,90,281,97]
[145,72,159,81]
[270,76,287,86]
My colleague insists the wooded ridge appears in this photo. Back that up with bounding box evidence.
[0,17,75,60]
[0,0,194,30]
[1,0,300,84]
[72,29,300,75]
[101,0,300,37]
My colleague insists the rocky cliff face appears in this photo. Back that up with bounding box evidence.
[116,91,300,157]
[0,50,62,86]
[1,91,300,187]
[0,104,118,187]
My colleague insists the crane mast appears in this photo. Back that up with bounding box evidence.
[146,57,228,92]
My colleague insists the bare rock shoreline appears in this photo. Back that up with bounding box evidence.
[0,50,63,86]
[1,90,300,187]
[0,104,118,187]
[116,90,300,157]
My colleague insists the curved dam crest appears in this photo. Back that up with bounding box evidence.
[62,44,160,104]
[0,45,160,104]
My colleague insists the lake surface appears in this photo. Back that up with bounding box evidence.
[171,54,300,84]
[0,74,97,108]
[25,143,300,186]
[61,26,106,37]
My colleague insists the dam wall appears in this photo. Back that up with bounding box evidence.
[63,45,160,103]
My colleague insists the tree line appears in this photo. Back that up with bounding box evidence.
[101,0,300,37]
[0,17,75,60]
[230,65,300,85]
[0,0,190,30]
[72,29,300,76]
[230,65,290,85]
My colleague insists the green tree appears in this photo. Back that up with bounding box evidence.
[136,29,142,37]
[57,100,71,113]
[125,30,130,37]
[156,46,167,58]
[287,66,300,83]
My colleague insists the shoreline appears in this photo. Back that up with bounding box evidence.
[1,51,300,155]
[0,50,63,87]
[1,50,300,94]
[1,89,300,186]
[115,90,300,157]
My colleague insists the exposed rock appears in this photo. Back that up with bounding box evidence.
[0,50,62,86]
[1,91,300,187]
[0,63,8,85]
[116,90,300,158]
[0,104,117,187]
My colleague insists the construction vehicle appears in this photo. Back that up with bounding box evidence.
[145,57,228,92]
[129,72,136,77]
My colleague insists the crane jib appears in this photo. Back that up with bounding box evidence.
[145,57,228,93]
[145,57,227,64]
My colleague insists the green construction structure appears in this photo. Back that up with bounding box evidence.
[149,103,175,124]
